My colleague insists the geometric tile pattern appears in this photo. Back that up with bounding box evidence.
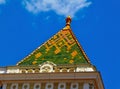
[17,28,89,66]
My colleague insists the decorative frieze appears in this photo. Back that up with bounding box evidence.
[0,62,95,74]
[0,81,97,89]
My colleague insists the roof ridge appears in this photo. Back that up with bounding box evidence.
[67,28,91,63]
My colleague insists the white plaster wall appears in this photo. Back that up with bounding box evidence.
[7,68,19,73]
[0,68,6,74]
[76,67,94,72]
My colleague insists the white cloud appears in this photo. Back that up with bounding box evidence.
[0,0,6,4]
[23,0,92,17]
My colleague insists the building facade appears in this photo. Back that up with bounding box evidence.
[0,16,104,89]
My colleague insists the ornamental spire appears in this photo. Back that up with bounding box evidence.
[66,16,72,26]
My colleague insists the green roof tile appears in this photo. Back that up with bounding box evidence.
[17,17,90,66]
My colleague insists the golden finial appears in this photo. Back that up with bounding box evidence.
[63,16,72,29]
[66,16,72,26]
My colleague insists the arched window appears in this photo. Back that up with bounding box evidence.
[11,84,18,89]
[45,83,53,89]
[70,83,78,89]
[34,83,41,89]
[22,83,29,89]
[58,83,66,89]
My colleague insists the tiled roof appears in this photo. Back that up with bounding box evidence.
[17,16,90,66]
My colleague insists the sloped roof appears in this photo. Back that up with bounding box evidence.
[17,16,91,66]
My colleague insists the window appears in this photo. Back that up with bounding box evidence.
[58,83,66,89]
[12,85,16,89]
[45,83,53,89]
[34,83,41,89]
[22,83,29,89]
[70,83,78,89]
[11,84,18,89]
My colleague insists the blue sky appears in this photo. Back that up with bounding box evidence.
[0,0,120,89]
